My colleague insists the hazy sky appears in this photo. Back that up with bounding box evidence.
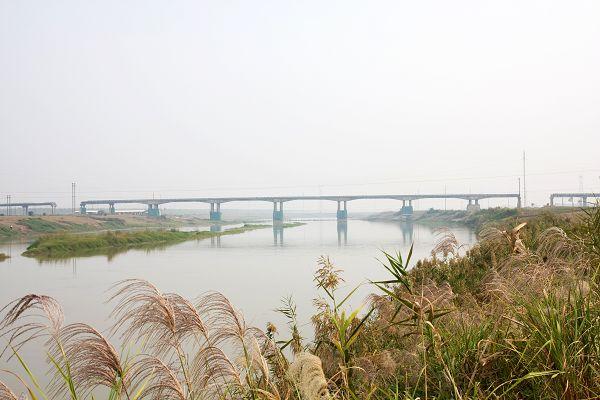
[1,1,599,210]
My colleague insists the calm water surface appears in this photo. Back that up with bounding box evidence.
[0,219,475,387]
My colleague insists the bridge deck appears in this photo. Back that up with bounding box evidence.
[81,194,520,206]
[0,202,57,207]
[550,193,599,198]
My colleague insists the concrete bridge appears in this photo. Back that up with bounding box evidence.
[0,202,57,215]
[550,193,599,207]
[80,193,521,220]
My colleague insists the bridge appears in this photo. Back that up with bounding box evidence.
[550,193,599,207]
[0,202,57,216]
[80,193,521,220]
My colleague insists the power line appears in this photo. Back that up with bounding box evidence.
[5,167,600,196]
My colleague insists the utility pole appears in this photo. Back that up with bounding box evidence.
[5,195,10,216]
[522,151,527,208]
[72,182,76,215]
[518,177,521,208]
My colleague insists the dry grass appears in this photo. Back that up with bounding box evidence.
[49,323,126,399]
[287,353,330,400]
[0,380,18,400]
[0,294,63,358]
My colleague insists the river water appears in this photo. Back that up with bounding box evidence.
[0,219,475,390]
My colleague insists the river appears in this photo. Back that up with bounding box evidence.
[0,218,475,390]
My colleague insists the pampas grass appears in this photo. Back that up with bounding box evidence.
[48,323,127,399]
[287,352,330,400]
[0,294,64,354]
[0,381,18,400]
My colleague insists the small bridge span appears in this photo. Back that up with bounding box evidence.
[550,193,599,207]
[0,202,57,215]
[80,193,521,220]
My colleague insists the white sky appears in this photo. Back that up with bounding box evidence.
[1,1,599,210]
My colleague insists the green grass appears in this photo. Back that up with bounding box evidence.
[414,207,519,231]
[18,218,66,233]
[22,224,270,258]
[281,222,306,228]
[0,226,18,239]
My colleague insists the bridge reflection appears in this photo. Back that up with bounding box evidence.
[273,224,284,246]
[399,221,414,245]
[337,220,347,246]
[210,224,222,248]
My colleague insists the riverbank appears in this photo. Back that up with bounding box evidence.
[0,214,235,241]
[22,224,272,259]
[0,253,8,262]
[366,206,581,231]
[2,208,598,399]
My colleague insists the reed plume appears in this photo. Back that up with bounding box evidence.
[196,292,275,396]
[128,356,186,400]
[109,279,208,355]
[0,380,18,400]
[480,222,527,254]
[0,294,63,358]
[287,352,330,400]
[48,323,127,399]
[537,226,587,265]
[431,227,461,258]
[190,346,243,399]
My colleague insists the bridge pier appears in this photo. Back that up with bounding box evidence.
[273,201,284,222]
[22,205,29,216]
[147,204,160,217]
[80,204,87,215]
[209,203,222,221]
[336,200,348,220]
[401,200,413,217]
[467,199,481,212]
[109,203,116,214]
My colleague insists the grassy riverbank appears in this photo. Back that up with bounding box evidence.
[0,253,8,262]
[368,206,580,231]
[0,215,188,241]
[1,208,598,399]
[22,224,270,258]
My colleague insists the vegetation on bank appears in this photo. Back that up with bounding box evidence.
[0,253,8,261]
[281,222,306,228]
[0,215,173,240]
[22,224,271,258]
[0,208,598,399]
[370,206,579,232]
[414,207,519,230]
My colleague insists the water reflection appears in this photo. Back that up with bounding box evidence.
[399,221,414,245]
[337,220,347,246]
[210,224,222,233]
[273,224,283,246]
